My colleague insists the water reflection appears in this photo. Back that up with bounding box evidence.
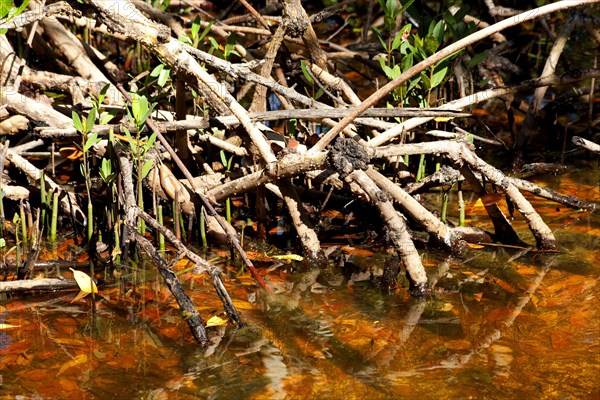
[0,171,598,399]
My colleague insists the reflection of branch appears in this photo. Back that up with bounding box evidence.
[367,299,427,367]
[419,258,554,371]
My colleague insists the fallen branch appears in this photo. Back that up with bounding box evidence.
[0,278,78,293]
[572,136,600,154]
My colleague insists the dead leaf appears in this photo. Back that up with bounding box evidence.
[491,276,516,293]
[206,315,228,327]
[444,339,472,351]
[57,354,88,376]
[340,246,375,257]
[69,268,98,294]
[465,242,485,249]
[0,323,21,330]
[271,254,304,262]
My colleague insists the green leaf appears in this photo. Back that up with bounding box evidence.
[84,132,99,152]
[451,5,469,22]
[191,15,201,40]
[420,73,431,90]
[401,52,413,72]
[431,19,445,46]
[150,64,164,78]
[0,0,12,19]
[398,0,415,14]
[143,132,157,153]
[466,51,489,68]
[86,107,97,132]
[407,75,421,92]
[224,33,237,59]
[423,35,439,55]
[430,64,448,89]
[141,159,154,179]
[72,112,83,133]
[157,68,170,87]
[123,127,138,155]
[300,60,313,84]
[391,31,403,52]
[314,87,324,100]
[97,83,110,105]
[197,20,213,44]
[178,35,192,45]
[386,0,398,16]
[100,110,117,125]
[219,150,227,166]
[372,27,388,53]
[208,36,219,51]
[379,60,395,80]
[100,158,113,182]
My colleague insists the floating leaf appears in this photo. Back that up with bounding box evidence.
[0,323,20,330]
[444,339,472,351]
[271,254,304,262]
[491,276,516,293]
[465,242,485,249]
[340,246,375,257]
[57,354,88,377]
[206,315,228,327]
[69,268,98,294]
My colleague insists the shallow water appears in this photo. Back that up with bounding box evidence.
[0,168,598,399]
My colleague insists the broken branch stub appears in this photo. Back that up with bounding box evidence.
[327,138,372,178]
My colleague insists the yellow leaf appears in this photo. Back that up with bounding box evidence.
[271,254,304,262]
[206,315,228,327]
[0,323,20,330]
[465,242,485,249]
[57,354,88,377]
[232,300,254,310]
[69,268,98,294]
